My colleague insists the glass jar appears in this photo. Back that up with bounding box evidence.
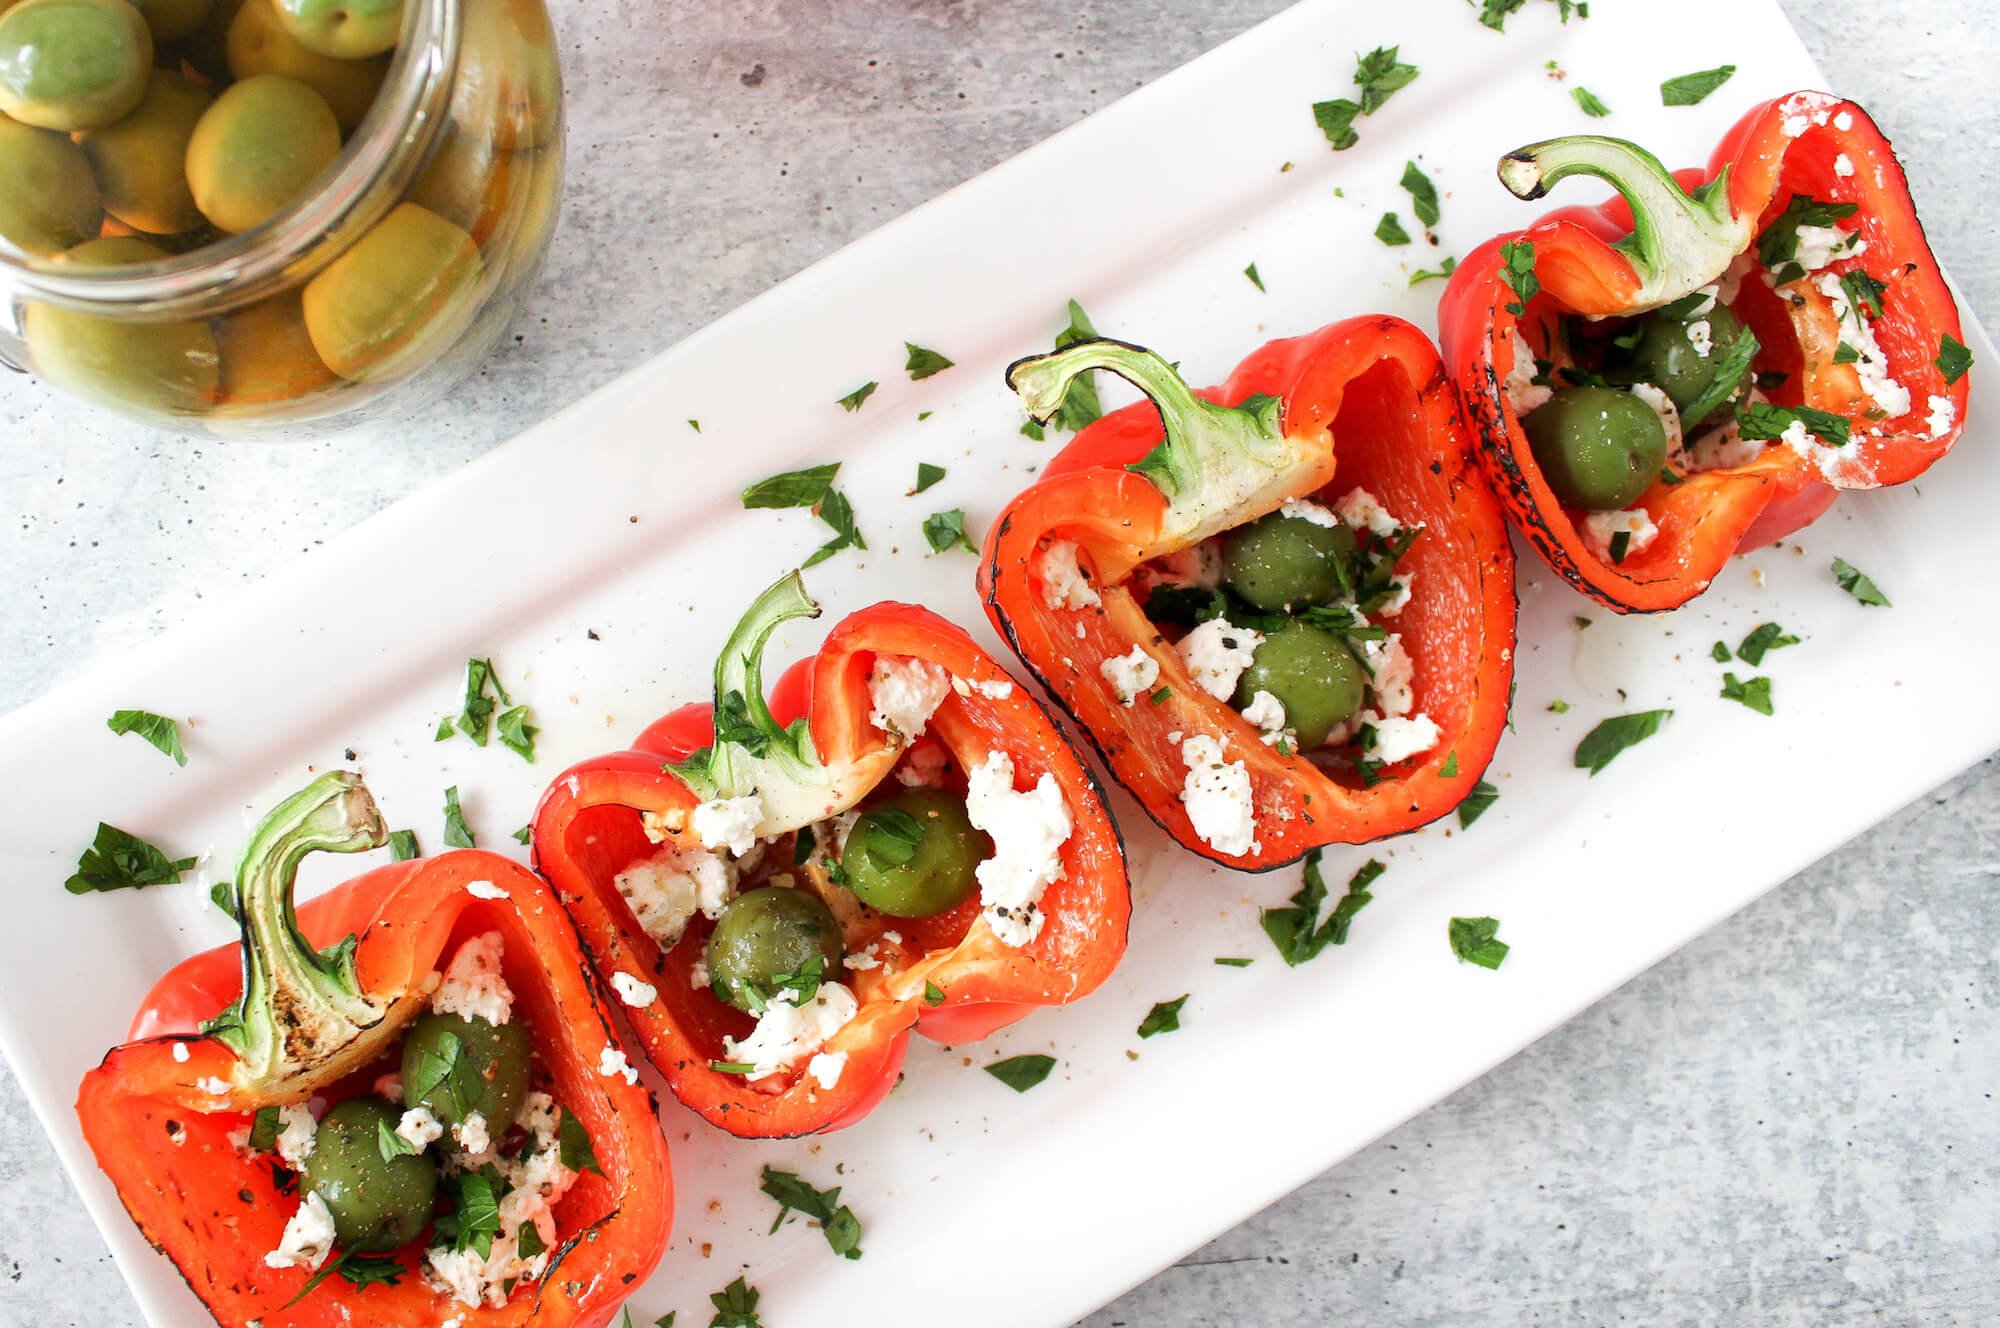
[0,0,562,435]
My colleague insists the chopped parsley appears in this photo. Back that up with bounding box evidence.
[511,823,532,846]
[857,809,926,865]
[517,1221,546,1259]
[1408,257,1458,286]
[1608,529,1632,564]
[1755,194,1858,277]
[1935,333,1972,385]
[1214,957,1253,968]
[440,1169,502,1256]
[388,829,419,861]
[984,1053,1056,1092]
[904,342,954,380]
[687,419,700,433]
[496,704,538,763]
[106,710,186,765]
[1137,995,1188,1038]
[1840,269,1888,320]
[922,508,978,555]
[1244,262,1265,291]
[1314,98,1360,151]
[802,486,867,568]
[912,462,946,494]
[1474,0,1588,31]
[1573,710,1672,775]
[1375,212,1412,246]
[1659,65,1736,107]
[709,1060,759,1075]
[1149,685,1172,705]
[1548,699,1570,714]
[209,880,237,917]
[836,381,877,412]
[1711,641,1731,663]
[1719,672,1774,716]
[709,1277,765,1328]
[1832,557,1891,606]
[1400,160,1440,229]
[1020,418,1046,441]
[1737,622,1801,666]
[760,1165,863,1259]
[1261,852,1384,964]
[1448,916,1510,969]
[1355,45,1418,113]
[742,462,838,509]
[280,1248,406,1308]
[1457,779,1499,828]
[453,657,511,746]
[1571,86,1610,117]
[1499,239,1539,316]
[1834,342,1861,365]
[66,824,197,895]
[1737,401,1851,449]
[442,785,475,848]
[923,980,945,1006]
[433,716,454,742]
[558,1105,603,1176]
[376,1115,422,1161]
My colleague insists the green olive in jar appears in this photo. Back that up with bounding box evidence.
[0,0,154,130]
[25,236,220,414]
[270,0,397,60]
[214,290,335,409]
[225,0,382,130]
[74,68,210,233]
[302,201,482,381]
[186,73,338,232]
[404,124,507,238]
[130,0,209,42]
[0,115,101,253]
[449,0,558,150]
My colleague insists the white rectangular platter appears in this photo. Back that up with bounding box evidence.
[3,0,1993,1324]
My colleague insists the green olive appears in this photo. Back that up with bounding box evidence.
[185,73,337,232]
[0,115,100,253]
[0,0,154,130]
[74,68,209,233]
[837,788,988,918]
[130,0,207,41]
[301,200,481,380]
[705,887,846,1014]
[25,235,220,416]
[225,0,383,130]
[1233,621,1366,749]
[398,1009,532,1132]
[1522,386,1667,511]
[215,290,334,408]
[1630,302,1752,426]
[300,1096,438,1253]
[177,0,237,80]
[449,0,558,150]
[1221,509,1357,612]
[270,0,397,59]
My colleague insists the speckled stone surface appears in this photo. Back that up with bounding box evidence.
[2,1,1995,1324]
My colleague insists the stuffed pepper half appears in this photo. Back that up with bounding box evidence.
[76,773,673,1328]
[532,572,1129,1138]
[1440,91,1971,612]
[979,316,1517,871]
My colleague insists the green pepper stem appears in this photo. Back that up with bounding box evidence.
[205,772,401,1101]
[1007,338,1323,546]
[1497,135,1753,313]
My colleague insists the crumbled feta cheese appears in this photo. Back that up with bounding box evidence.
[610,971,658,1008]
[691,794,764,857]
[1278,496,1340,528]
[1240,689,1288,744]
[1179,735,1257,857]
[1100,646,1161,706]
[453,1111,491,1158]
[374,1072,404,1104]
[807,1051,848,1090]
[689,956,711,989]
[1039,539,1101,610]
[613,841,736,948]
[1791,224,1864,273]
[1628,382,1684,455]
[1676,400,1767,473]
[843,940,883,971]
[264,1191,335,1271]
[272,1103,317,1167]
[720,983,859,1080]
[1366,714,1442,765]
[1145,540,1224,590]
[196,1076,231,1097]
[1927,394,1956,439]
[1686,319,1713,358]
[970,677,1014,699]
[868,656,951,743]
[1782,113,1810,138]
[1363,635,1419,719]
[1334,487,1403,539]
[1376,573,1414,618]
[964,750,1072,947]
[171,1042,190,1063]
[464,879,508,900]
[1834,153,1855,178]
[894,742,950,787]
[1580,508,1661,563]
[396,1106,444,1151]
[1503,327,1552,416]
[1815,272,1909,418]
[431,931,514,1027]
[424,1091,578,1307]
[1834,110,1853,131]
[598,1047,639,1084]
[1176,617,1263,701]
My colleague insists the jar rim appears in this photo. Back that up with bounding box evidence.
[0,0,460,316]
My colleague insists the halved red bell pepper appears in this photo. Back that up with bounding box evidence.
[532,572,1129,1138]
[75,773,673,1328]
[1440,91,1971,612]
[977,316,1517,871]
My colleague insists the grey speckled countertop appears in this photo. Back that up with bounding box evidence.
[3,1,1996,1324]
